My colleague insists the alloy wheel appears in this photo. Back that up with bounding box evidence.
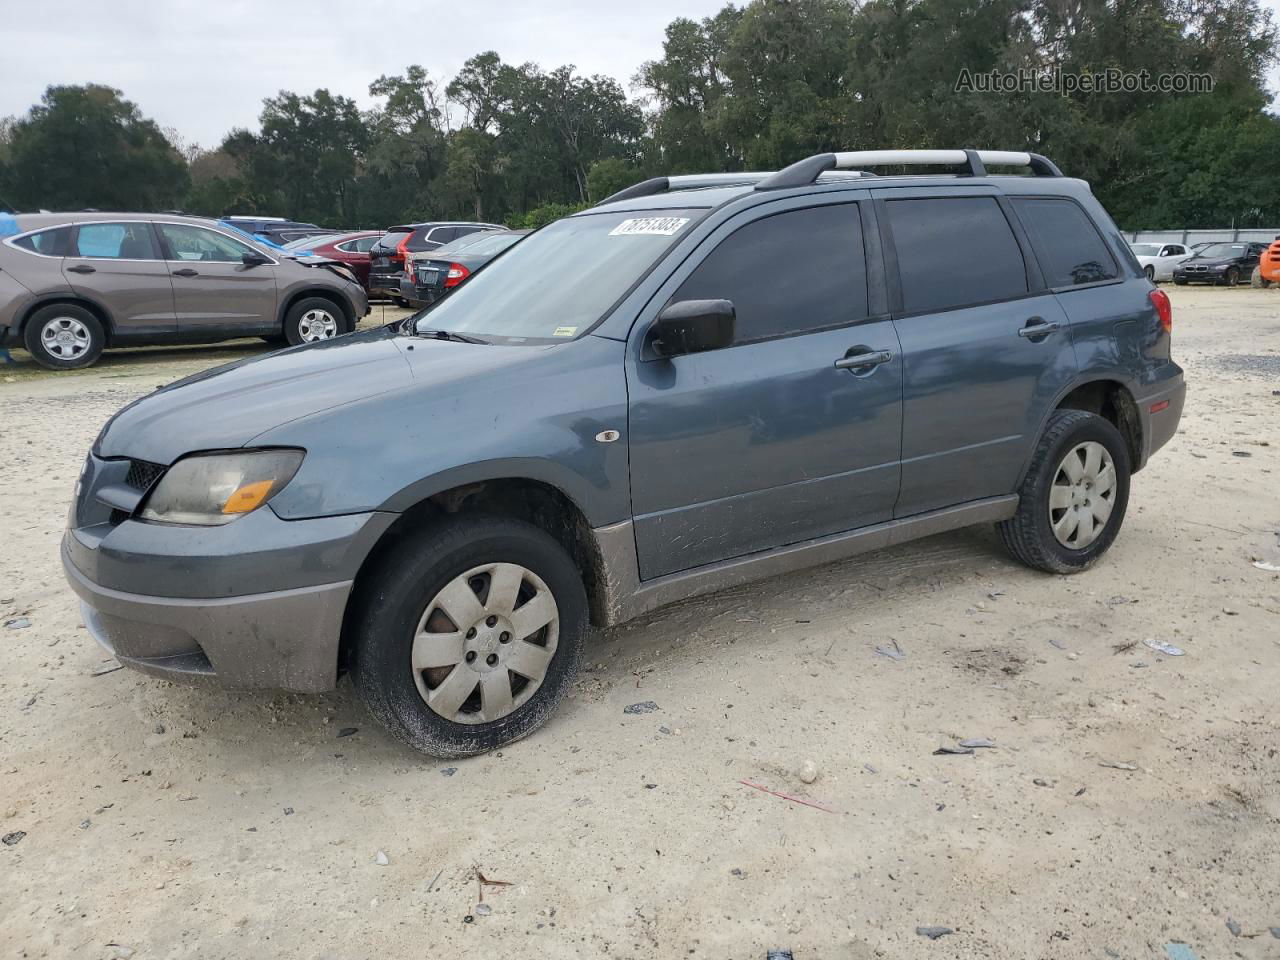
[1048,441,1117,549]
[40,316,91,359]
[411,562,559,724]
[297,309,338,341]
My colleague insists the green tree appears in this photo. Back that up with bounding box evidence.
[1,84,187,211]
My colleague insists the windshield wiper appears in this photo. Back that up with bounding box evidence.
[414,328,489,344]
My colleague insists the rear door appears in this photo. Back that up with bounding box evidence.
[63,222,175,337]
[876,188,1077,517]
[626,198,904,580]
[155,222,277,334]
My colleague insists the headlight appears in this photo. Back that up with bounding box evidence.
[140,450,303,526]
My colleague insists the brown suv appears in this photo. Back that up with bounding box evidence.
[0,212,369,369]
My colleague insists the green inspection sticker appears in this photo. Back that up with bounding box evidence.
[553,326,578,337]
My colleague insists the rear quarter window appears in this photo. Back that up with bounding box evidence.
[11,226,71,256]
[1011,197,1119,288]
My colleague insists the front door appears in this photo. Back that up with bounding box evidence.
[63,221,175,338]
[877,191,1079,517]
[154,222,277,334]
[626,200,904,581]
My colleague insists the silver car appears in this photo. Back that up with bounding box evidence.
[0,212,369,369]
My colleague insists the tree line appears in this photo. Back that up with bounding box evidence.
[1,0,1278,231]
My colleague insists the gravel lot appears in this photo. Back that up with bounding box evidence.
[2,287,1278,959]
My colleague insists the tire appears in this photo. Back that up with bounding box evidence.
[23,303,106,370]
[1144,265,1155,281]
[997,409,1131,575]
[1222,267,1240,286]
[282,296,347,346]
[351,515,589,758]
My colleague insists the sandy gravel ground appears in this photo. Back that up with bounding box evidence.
[1,288,1278,960]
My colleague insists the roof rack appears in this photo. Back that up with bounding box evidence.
[755,149,1062,190]
[596,170,875,206]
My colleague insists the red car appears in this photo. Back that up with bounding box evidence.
[282,231,382,291]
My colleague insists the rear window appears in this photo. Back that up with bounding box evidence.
[12,226,71,256]
[886,197,1027,314]
[371,229,412,256]
[1012,197,1118,287]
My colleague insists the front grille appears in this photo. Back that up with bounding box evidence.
[125,459,165,492]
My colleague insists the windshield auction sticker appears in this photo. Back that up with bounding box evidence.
[608,217,690,237]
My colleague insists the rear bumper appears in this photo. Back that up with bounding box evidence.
[398,276,435,307]
[1134,372,1186,468]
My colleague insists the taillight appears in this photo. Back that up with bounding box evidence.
[395,232,411,266]
[444,263,470,288]
[1150,289,1172,334]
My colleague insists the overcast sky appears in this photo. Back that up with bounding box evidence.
[3,0,1278,148]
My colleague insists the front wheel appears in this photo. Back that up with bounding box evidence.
[998,409,1131,574]
[283,297,346,346]
[1222,267,1240,286]
[1144,265,1155,282]
[352,515,588,758]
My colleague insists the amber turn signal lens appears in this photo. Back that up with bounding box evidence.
[222,480,275,514]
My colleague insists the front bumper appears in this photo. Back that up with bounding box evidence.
[65,548,352,691]
[62,501,396,692]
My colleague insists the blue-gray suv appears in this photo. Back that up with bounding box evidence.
[62,149,1186,757]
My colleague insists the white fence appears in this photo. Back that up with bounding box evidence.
[1125,227,1280,245]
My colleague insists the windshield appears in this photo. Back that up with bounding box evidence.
[413,211,701,342]
[216,221,285,253]
[285,234,340,250]
[454,232,526,257]
[1130,244,1160,256]
[430,230,503,257]
[1197,243,1245,258]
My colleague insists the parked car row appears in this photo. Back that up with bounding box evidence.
[1129,238,1277,286]
[0,213,369,369]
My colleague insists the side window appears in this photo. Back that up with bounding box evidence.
[157,223,259,263]
[407,227,446,251]
[671,203,869,344]
[11,226,71,256]
[1011,197,1118,288]
[353,235,379,253]
[885,197,1027,314]
[1160,245,1179,257]
[72,222,159,259]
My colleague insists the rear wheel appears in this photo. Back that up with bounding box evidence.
[998,409,1131,574]
[23,304,105,370]
[283,297,346,346]
[352,515,588,758]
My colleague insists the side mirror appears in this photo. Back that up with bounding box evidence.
[651,299,735,358]
[241,252,271,267]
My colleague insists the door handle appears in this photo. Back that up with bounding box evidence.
[171,268,199,278]
[66,264,96,274]
[834,349,893,371]
[1018,317,1061,339]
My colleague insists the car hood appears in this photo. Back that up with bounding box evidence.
[96,328,418,463]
